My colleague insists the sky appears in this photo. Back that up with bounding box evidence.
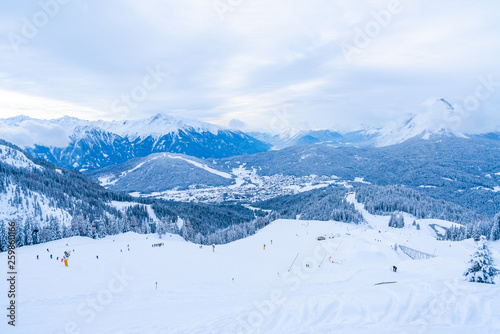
[0,0,499,133]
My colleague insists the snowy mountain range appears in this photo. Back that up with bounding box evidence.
[1,98,498,172]
[252,98,499,149]
[0,114,270,170]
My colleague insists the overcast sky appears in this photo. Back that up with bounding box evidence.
[0,0,499,133]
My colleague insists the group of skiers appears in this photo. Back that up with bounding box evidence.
[152,243,165,247]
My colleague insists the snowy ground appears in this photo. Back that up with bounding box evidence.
[1,209,500,333]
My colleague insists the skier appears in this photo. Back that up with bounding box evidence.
[263,244,266,250]
[50,254,52,259]
[57,257,59,261]
[96,255,99,259]
[36,255,39,260]
[47,248,49,252]
[392,266,397,272]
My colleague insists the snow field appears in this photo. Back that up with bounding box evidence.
[0,216,499,333]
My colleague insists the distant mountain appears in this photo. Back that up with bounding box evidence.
[249,129,368,149]
[371,98,469,147]
[87,152,234,193]
[251,98,498,149]
[0,114,270,171]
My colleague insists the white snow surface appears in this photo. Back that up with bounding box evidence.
[2,210,499,333]
[0,144,41,170]
[0,185,72,224]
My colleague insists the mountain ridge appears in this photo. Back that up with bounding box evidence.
[0,113,270,170]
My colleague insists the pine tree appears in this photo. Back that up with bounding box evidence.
[32,222,40,244]
[471,222,482,241]
[61,224,70,238]
[71,215,83,236]
[464,236,499,284]
[181,219,195,241]
[142,221,151,234]
[490,214,500,241]
[0,222,7,252]
[15,220,25,248]
[49,217,62,240]
[388,213,404,228]
[157,220,166,239]
[24,217,33,246]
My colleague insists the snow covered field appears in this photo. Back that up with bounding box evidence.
[1,213,499,333]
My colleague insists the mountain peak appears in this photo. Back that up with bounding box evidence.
[375,97,466,147]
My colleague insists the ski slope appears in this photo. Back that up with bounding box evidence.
[1,216,499,333]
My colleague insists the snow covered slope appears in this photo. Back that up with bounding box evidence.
[1,215,498,333]
[0,144,41,171]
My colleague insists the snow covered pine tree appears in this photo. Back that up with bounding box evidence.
[388,213,404,228]
[463,236,499,284]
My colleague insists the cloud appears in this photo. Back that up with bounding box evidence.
[228,119,247,130]
[0,0,498,133]
[0,120,71,148]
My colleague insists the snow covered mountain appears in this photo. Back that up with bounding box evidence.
[372,98,469,147]
[252,98,499,149]
[0,114,270,170]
